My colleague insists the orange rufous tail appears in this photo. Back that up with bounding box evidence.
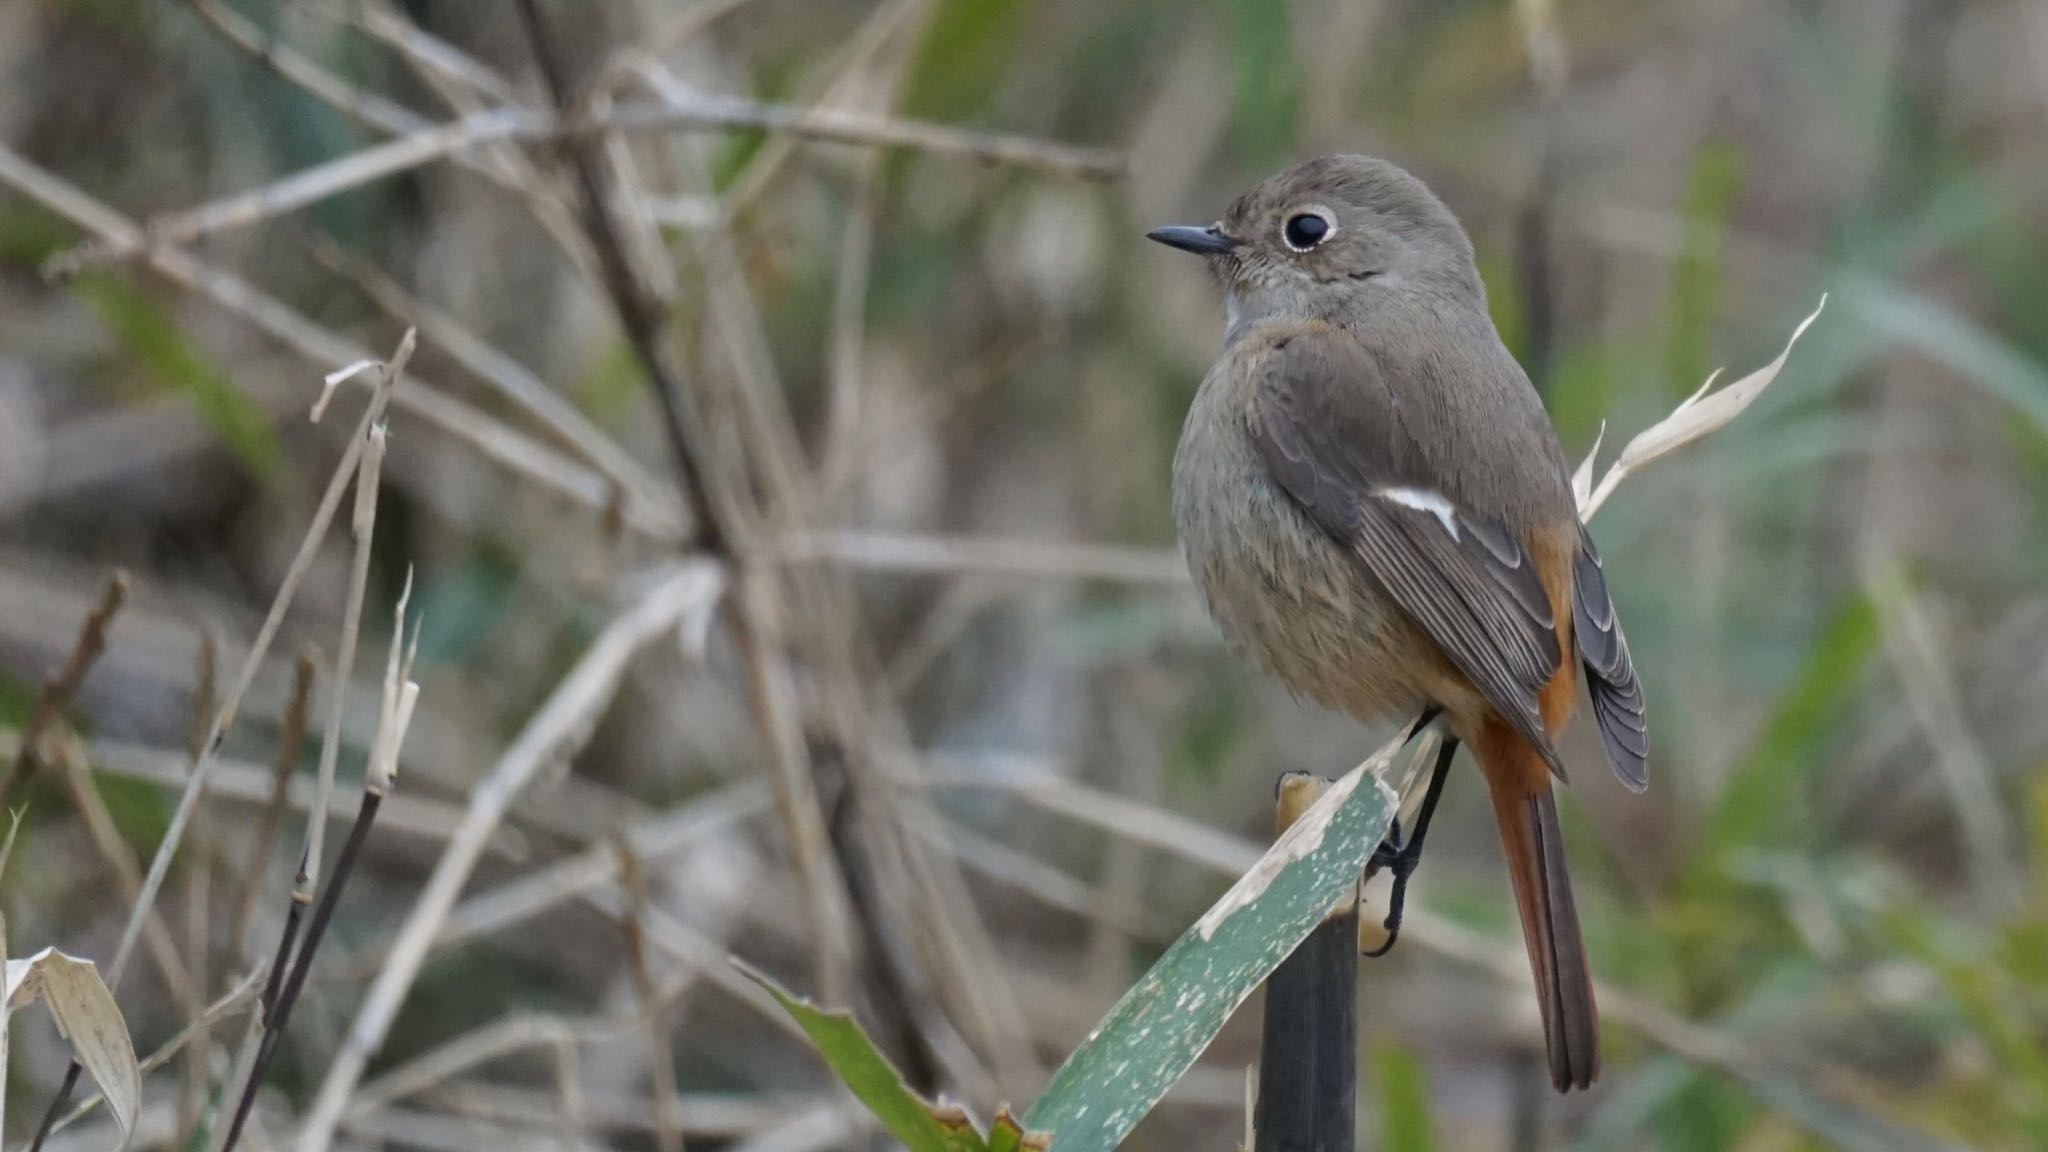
[1479,719,1598,1091]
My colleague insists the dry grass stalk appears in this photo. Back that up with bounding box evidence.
[727,569,859,1004]
[45,111,530,276]
[18,328,418,1152]
[177,631,221,1152]
[548,1034,587,1152]
[294,563,722,1152]
[0,144,677,543]
[511,1,868,1019]
[177,0,598,279]
[411,781,769,964]
[354,1082,825,1140]
[232,651,317,959]
[773,530,1189,587]
[1867,570,2016,909]
[629,52,1035,1078]
[40,66,1122,277]
[345,1015,599,1121]
[17,729,495,851]
[299,233,678,525]
[300,346,407,904]
[510,0,731,551]
[0,571,129,808]
[611,836,685,1152]
[219,578,424,1152]
[50,732,202,1020]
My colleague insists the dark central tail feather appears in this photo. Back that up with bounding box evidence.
[1487,767,1599,1092]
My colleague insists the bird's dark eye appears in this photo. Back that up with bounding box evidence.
[1283,212,1331,251]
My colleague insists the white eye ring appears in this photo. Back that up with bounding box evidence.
[1282,207,1337,252]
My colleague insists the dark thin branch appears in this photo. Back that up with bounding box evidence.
[219,790,384,1152]
[512,0,726,555]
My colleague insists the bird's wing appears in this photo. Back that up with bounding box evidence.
[1572,529,1648,791]
[1247,323,1566,771]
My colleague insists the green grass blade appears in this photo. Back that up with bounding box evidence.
[1372,1042,1436,1152]
[1843,277,2048,433]
[737,962,983,1152]
[75,273,283,481]
[1022,757,1399,1150]
[1694,587,1881,865]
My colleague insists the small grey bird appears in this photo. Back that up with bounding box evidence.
[1149,155,1646,1092]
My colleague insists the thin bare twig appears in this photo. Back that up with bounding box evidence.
[635,44,1035,1083]
[0,571,128,807]
[301,0,517,102]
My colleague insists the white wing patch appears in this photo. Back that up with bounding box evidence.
[1377,486,1460,539]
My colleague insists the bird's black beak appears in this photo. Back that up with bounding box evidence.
[1146,224,1237,256]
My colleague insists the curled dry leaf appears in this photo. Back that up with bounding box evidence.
[4,948,140,1151]
[1581,294,1827,518]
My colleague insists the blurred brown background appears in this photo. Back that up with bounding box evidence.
[3,0,2045,1149]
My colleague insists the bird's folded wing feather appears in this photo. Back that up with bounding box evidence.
[1572,531,1648,791]
[1247,324,1565,770]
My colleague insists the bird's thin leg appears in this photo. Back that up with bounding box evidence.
[1364,731,1459,958]
[1363,708,1442,869]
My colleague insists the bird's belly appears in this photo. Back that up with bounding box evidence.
[1172,417,1437,724]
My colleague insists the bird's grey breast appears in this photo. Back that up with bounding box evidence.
[1171,339,1430,722]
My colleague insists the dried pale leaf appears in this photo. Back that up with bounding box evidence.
[314,359,382,422]
[1583,295,1826,517]
[1570,421,1605,517]
[5,947,140,1149]
[321,359,383,388]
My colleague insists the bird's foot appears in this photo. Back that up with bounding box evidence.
[1362,815,1418,957]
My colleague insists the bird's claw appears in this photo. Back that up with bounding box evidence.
[1362,816,1417,958]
